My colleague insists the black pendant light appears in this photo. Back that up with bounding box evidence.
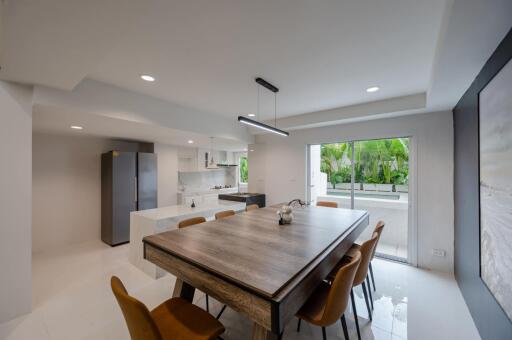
[238,77,289,137]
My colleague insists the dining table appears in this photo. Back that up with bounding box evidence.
[143,204,369,339]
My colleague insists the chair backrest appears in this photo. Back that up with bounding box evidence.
[321,251,362,325]
[111,276,162,340]
[316,201,338,208]
[178,216,206,228]
[215,210,235,219]
[371,221,385,259]
[353,232,379,286]
[246,204,259,211]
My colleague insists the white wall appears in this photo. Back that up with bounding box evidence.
[249,111,454,272]
[0,81,33,322]
[154,143,178,207]
[32,133,157,253]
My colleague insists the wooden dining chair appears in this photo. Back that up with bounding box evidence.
[295,251,362,340]
[178,216,207,228]
[316,201,338,208]
[368,221,385,292]
[111,276,225,340]
[177,216,211,313]
[245,204,259,211]
[215,210,235,219]
[328,232,379,340]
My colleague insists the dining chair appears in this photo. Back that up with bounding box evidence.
[177,216,211,313]
[368,221,385,292]
[215,210,235,219]
[178,216,207,228]
[316,201,338,208]
[328,232,379,340]
[245,204,259,211]
[295,251,362,340]
[213,208,237,320]
[111,276,225,340]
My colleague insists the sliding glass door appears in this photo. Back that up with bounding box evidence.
[308,137,411,262]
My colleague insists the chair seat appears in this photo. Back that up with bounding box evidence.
[151,297,225,340]
[296,281,330,326]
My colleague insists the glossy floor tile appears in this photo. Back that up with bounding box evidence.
[0,241,480,340]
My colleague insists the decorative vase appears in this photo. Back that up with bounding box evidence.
[277,205,293,225]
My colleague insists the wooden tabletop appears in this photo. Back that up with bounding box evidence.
[143,205,368,298]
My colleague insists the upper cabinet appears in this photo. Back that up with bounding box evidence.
[177,147,236,172]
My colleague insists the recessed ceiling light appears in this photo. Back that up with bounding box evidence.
[366,86,380,93]
[70,125,83,130]
[187,140,194,144]
[248,113,255,117]
[141,75,155,82]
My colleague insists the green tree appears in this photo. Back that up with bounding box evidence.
[321,138,409,187]
[239,157,248,183]
[321,143,349,188]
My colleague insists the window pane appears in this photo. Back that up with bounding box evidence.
[354,138,409,261]
[316,142,352,209]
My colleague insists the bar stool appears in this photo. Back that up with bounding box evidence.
[316,201,338,208]
[111,276,225,340]
[296,251,362,340]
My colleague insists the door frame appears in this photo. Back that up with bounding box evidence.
[306,137,418,266]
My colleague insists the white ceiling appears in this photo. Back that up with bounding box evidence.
[32,104,249,151]
[2,0,512,137]
[88,0,446,119]
[2,0,447,121]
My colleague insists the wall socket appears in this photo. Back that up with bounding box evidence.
[432,249,446,257]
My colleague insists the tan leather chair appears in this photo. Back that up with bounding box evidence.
[329,232,379,340]
[212,208,237,320]
[111,276,225,340]
[215,210,235,219]
[178,216,206,228]
[368,221,385,292]
[245,204,259,211]
[296,251,361,340]
[177,216,212,313]
[316,201,338,208]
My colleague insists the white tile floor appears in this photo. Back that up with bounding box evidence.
[0,240,481,340]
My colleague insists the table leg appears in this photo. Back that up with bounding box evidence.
[172,278,195,302]
[252,323,279,340]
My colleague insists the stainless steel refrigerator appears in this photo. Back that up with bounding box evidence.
[101,151,157,246]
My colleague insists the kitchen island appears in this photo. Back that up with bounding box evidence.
[129,199,246,278]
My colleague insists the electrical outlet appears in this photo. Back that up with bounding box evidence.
[432,249,446,257]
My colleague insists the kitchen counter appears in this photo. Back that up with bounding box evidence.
[129,199,246,278]
[218,192,266,208]
[177,187,237,195]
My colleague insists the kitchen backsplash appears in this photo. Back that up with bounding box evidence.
[178,168,237,191]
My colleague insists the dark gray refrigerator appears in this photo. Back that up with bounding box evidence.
[101,151,157,246]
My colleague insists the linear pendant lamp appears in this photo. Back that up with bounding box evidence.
[238,77,289,137]
[238,116,289,136]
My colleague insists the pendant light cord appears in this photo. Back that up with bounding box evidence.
[274,92,277,128]
[257,85,260,120]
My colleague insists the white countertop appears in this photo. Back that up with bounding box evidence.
[131,199,245,221]
[177,187,237,195]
